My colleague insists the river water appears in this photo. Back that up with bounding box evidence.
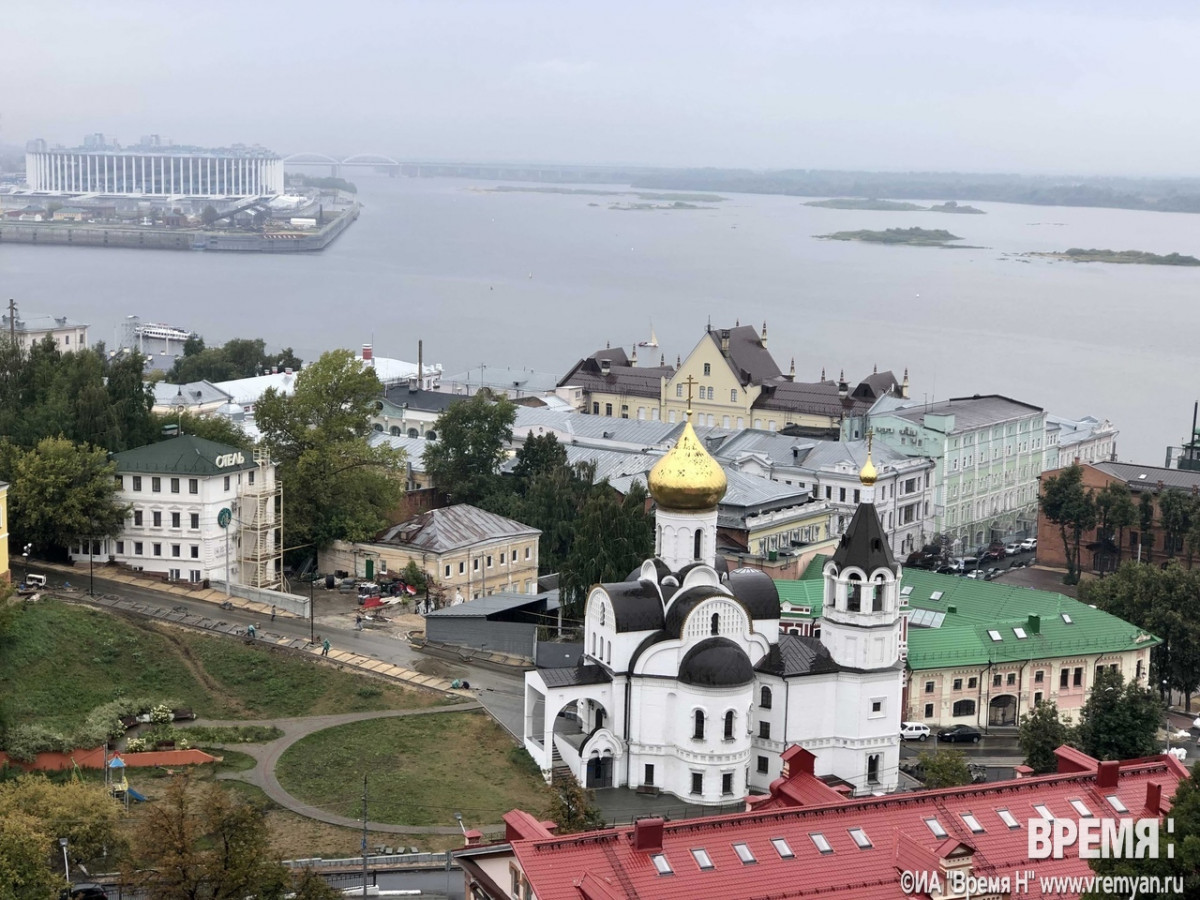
[3,174,1198,462]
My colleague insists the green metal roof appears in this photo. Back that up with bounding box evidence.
[776,558,1158,669]
[776,579,824,620]
[112,435,259,477]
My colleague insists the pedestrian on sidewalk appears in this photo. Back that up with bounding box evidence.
[271,604,276,621]
[322,638,331,656]
[247,624,257,640]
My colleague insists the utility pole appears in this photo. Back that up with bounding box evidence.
[7,298,16,347]
[361,774,369,898]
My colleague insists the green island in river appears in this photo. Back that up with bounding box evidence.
[1029,248,1200,266]
[816,227,966,246]
[806,198,985,214]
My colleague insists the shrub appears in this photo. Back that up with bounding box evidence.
[125,738,148,753]
[4,724,72,762]
[149,704,174,724]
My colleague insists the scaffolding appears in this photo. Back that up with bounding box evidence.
[239,448,283,590]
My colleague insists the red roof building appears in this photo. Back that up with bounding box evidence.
[455,745,1188,900]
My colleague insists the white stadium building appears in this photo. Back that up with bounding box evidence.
[25,146,283,197]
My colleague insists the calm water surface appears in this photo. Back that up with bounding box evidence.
[3,175,1198,462]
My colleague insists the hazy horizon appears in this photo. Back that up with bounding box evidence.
[6,1,1200,178]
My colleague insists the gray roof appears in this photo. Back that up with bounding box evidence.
[444,366,560,394]
[752,372,899,416]
[376,504,540,552]
[382,385,464,413]
[540,665,613,687]
[831,502,898,574]
[367,432,430,461]
[720,468,815,510]
[112,434,259,476]
[559,346,673,398]
[1092,461,1200,493]
[2,313,89,332]
[885,394,1043,432]
[514,407,680,448]
[756,634,842,677]
[153,381,232,408]
[714,430,920,474]
[424,591,558,618]
[703,325,781,386]
[1048,415,1117,449]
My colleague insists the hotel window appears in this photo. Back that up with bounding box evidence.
[134,510,143,526]
[152,543,162,557]
[223,476,230,491]
[152,477,161,492]
[190,546,199,559]
[189,478,198,494]
[170,477,180,493]
[132,476,142,491]
[171,545,181,558]
[171,512,181,528]
[134,542,143,555]
[248,470,255,484]
[152,511,162,527]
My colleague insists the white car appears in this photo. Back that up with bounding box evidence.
[1005,543,1022,557]
[1020,537,1037,551]
[900,722,931,741]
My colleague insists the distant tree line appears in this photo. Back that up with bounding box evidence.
[291,174,358,194]
[167,336,302,383]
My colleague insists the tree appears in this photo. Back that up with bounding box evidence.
[917,749,972,788]
[0,810,58,900]
[5,436,128,555]
[152,411,254,450]
[1081,562,1200,703]
[1075,667,1163,761]
[200,205,219,226]
[1086,763,1200,898]
[1040,463,1097,583]
[1138,490,1157,560]
[558,481,654,617]
[291,870,342,900]
[1018,700,1073,774]
[422,391,517,506]
[255,350,403,550]
[1157,489,1196,562]
[0,775,127,872]
[125,776,288,900]
[512,433,568,482]
[105,349,156,450]
[1094,481,1136,568]
[545,773,604,834]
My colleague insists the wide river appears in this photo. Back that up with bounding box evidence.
[3,174,1198,463]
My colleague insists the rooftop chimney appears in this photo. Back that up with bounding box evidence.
[630,345,638,368]
[720,329,731,356]
[599,358,611,375]
[632,818,664,853]
[1027,613,1041,634]
[1144,782,1164,815]
[1097,760,1120,789]
[362,343,373,361]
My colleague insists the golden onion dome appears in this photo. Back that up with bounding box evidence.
[859,453,878,487]
[648,419,727,510]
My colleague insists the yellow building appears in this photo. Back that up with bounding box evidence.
[321,504,541,601]
[0,482,8,582]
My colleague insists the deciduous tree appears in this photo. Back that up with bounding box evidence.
[545,773,604,835]
[1018,700,1073,774]
[1040,463,1097,583]
[422,391,516,506]
[917,749,972,788]
[1075,667,1163,761]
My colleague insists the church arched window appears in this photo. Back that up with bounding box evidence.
[694,530,702,561]
[606,640,611,664]
[760,686,773,709]
[599,604,605,626]
[711,612,720,635]
[872,574,886,612]
[693,710,705,740]
[724,710,735,740]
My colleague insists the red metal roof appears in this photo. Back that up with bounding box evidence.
[502,755,1186,900]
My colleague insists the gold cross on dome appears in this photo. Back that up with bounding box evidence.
[682,375,697,415]
[867,427,875,454]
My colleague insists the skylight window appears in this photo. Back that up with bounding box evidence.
[1106,795,1129,814]
[901,586,914,596]
[997,809,1020,829]
[771,838,794,859]
[733,843,756,864]
[1033,804,1053,820]
[1013,627,1028,640]
[810,833,833,854]
[988,630,1002,642]
[1062,613,1074,624]
[1069,799,1094,817]
[651,854,673,875]
[930,591,944,601]
[691,849,714,870]
[924,818,948,839]
[961,814,985,834]
[848,828,873,849]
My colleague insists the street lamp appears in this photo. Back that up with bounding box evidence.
[21,543,31,586]
[454,812,466,836]
[59,837,69,884]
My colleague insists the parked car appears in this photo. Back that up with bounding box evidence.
[965,570,984,579]
[900,722,931,741]
[61,886,108,900]
[1005,543,1022,557]
[1020,537,1038,551]
[937,725,982,744]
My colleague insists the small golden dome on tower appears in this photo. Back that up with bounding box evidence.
[859,454,878,487]
[648,419,728,510]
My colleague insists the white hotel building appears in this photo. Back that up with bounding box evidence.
[70,435,282,589]
[25,147,283,197]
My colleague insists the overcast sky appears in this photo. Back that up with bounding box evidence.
[6,1,1197,175]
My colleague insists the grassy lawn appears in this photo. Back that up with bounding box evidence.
[275,711,549,827]
[0,600,440,734]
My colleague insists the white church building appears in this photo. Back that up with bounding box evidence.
[523,412,905,802]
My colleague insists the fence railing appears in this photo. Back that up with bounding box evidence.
[284,851,455,871]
